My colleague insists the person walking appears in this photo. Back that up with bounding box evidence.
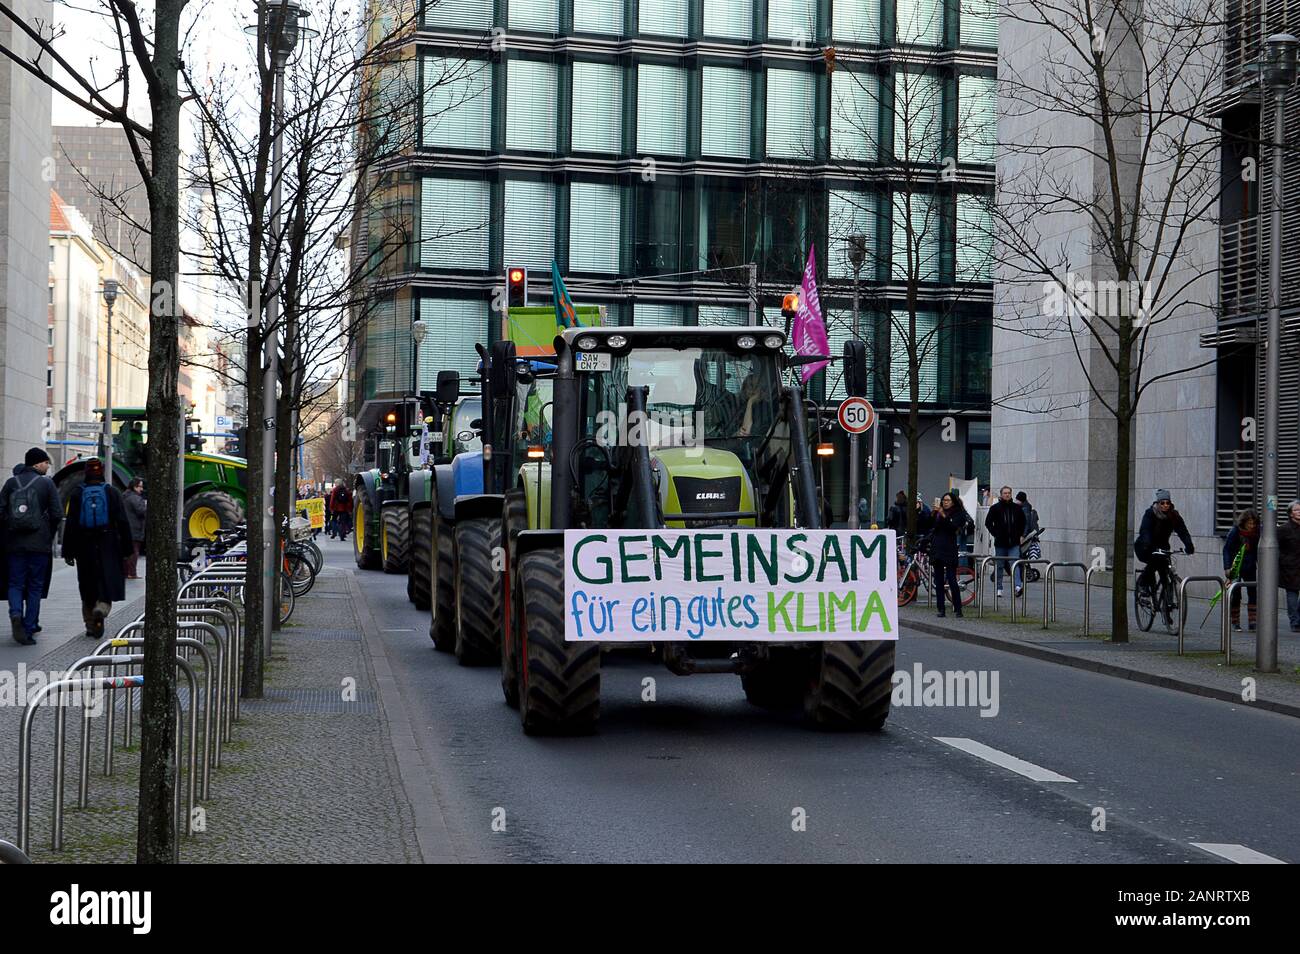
[985,485,1027,598]
[932,492,972,618]
[329,480,352,539]
[61,458,131,640]
[1279,500,1300,633]
[121,477,147,579]
[886,491,908,535]
[0,448,62,644]
[1223,508,1260,633]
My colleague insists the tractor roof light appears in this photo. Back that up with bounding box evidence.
[737,335,756,350]
[763,334,783,349]
[576,336,598,350]
[607,334,628,349]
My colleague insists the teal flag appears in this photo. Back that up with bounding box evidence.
[551,261,579,328]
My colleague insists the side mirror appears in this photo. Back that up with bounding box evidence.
[456,430,476,445]
[435,370,460,406]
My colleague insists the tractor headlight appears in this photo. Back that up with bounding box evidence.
[607,334,628,349]
[737,335,756,350]
[763,334,783,349]
[576,336,598,350]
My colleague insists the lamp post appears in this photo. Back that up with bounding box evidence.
[100,279,119,483]
[1256,33,1297,673]
[411,318,428,464]
[847,234,867,528]
[247,1,315,654]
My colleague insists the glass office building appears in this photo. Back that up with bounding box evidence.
[352,0,996,495]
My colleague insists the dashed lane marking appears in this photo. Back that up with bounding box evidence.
[1191,843,1286,864]
[934,737,1077,783]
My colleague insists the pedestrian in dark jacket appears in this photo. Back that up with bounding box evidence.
[1016,491,1040,537]
[886,491,908,536]
[914,496,934,536]
[62,458,131,639]
[984,485,1027,595]
[122,478,147,579]
[1223,509,1260,632]
[1280,500,1300,633]
[0,448,62,644]
[1134,489,1194,593]
[932,493,972,618]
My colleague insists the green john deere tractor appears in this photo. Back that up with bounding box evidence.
[494,326,896,735]
[52,407,247,539]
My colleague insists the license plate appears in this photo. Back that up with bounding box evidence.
[576,352,611,372]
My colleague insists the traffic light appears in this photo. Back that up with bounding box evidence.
[385,409,398,431]
[507,266,528,309]
[843,339,867,397]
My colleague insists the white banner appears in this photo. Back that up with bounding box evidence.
[563,529,898,642]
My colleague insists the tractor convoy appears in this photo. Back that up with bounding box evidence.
[351,306,897,736]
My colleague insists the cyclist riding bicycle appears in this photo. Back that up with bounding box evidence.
[1134,489,1194,596]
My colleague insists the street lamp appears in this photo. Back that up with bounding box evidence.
[101,279,119,484]
[1254,33,1297,674]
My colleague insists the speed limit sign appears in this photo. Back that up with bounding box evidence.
[838,396,875,434]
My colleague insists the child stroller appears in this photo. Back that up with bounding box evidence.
[1022,527,1044,582]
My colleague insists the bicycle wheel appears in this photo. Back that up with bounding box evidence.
[1160,577,1180,634]
[286,552,315,596]
[1134,579,1155,631]
[302,539,324,574]
[278,573,295,624]
[899,567,921,607]
[955,566,978,606]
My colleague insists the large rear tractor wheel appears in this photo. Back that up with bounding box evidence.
[381,506,410,574]
[499,491,527,708]
[184,491,244,540]
[803,640,895,731]
[354,491,380,570]
[454,517,502,666]
[428,515,456,651]
[409,508,432,609]
[518,549,600,735]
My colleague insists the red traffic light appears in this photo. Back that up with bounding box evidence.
[506,266,528,309]
[509,268,524,283]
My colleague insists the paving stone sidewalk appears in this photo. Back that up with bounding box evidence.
[902,576,1300,716]
[0,569,421,863]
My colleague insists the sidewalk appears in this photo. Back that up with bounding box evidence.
[902,574,1300,717]
[0,561,422,862]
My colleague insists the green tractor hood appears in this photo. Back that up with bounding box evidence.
[652,446,756,528]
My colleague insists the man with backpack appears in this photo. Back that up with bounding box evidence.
[61,457,131,640]
[0,448,62,645]
[329,480,352,540]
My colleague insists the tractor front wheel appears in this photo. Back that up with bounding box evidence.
[803,640,895,731]
[499,491,527,708]
[185,491,244,540]
[429,515,456,651]
[354,491,380,570]
[381,506,410,574]
[518,549,600,735]
[409,507,432,609]
[454,517,502,666]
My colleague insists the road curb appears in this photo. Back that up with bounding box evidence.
[347,569,459,863]
[903,616,1300,720]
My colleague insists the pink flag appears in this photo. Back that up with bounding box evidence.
[792,247,830,382]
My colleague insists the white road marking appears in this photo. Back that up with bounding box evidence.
[1191,843,1286,864]
[381,628,415,633]
[934,737,1077,783]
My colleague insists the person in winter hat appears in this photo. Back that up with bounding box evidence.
[61,458,131,639]
[0,448,61,644]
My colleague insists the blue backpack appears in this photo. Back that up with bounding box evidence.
[80,483,109,530]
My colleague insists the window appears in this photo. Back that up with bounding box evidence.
[570,181,622,273]
[767,0,816,43]
[423,0,494,30]
[957,73,996,164]
[760,183,813,276]
[695,179,752,271]
[896,0,944,46]
[418,299,491,386]
[510,0,559,33]
[46,368,53,387]
[637,63,689,156]
[572,61,624,154]
[573,0,624,34]
[703,0,752,40]
[503,179,557,268]
[423,57,492,149]
[640,0,689,36]
[634,303,686,325]
[701,66,752,159]
[766,69,817,159]
[889,310,940,403]
[830,70,880,162]
[420,177,490,268]
[507,59,558,152]
[956,193,993,282]
[634,178,682,274]
[960,0,997,48]
[364,297,405,395]
[371,60,418,155]
[890,191,943,282]
[828,190,876,279]
[893,70,944,163]
[833,0,880,44]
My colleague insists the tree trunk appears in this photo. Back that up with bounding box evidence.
[136,0,185,865]
[242,322,266,695]
[1111,330,1133,643]
[273,359,295,632]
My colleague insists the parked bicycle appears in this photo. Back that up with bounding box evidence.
[1135,547,1184,633]
[898,536,977,608]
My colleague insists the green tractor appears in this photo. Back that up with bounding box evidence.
[52,407,246,539]
[352,400,423,573]
[491,326,896,735]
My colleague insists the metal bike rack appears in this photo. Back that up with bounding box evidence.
[1010,559,1052,623]
[975,554,1019,618]
[1083,564,1111,637]
[1177,575,1227,656]
[1221,580,1258,667]
[1043,562,1088,628]
[0,838,31,864]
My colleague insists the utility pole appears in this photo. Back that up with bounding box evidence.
[101,280,119,482]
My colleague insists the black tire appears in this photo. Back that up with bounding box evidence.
[741,655,808,709]
[278,572,295,624]
[518,549,600,735]
[286,550,315,596]
[184,491,245,541]
[429,515,456,651]
[410,507,432,610]
[1134,580,1155,632]
[454,518,502,666]
[803,640,895,731]
[381,506,410,574]
[354,490,380,570]
[500,491,527,708]
[302,539,324,575]
[1160,577,1180,634]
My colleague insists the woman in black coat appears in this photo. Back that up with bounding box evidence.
[931,492,972,618]
[62,458,131,638]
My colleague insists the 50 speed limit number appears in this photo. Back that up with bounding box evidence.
[838,396,876,434]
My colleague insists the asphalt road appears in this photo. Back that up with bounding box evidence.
[325,539,1299,864]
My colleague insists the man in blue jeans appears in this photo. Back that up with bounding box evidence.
[0,448,62,644]
[984,485,1027,598]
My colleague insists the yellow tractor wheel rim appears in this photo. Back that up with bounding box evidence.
[355,500,364,554]
[188,506,222,539]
